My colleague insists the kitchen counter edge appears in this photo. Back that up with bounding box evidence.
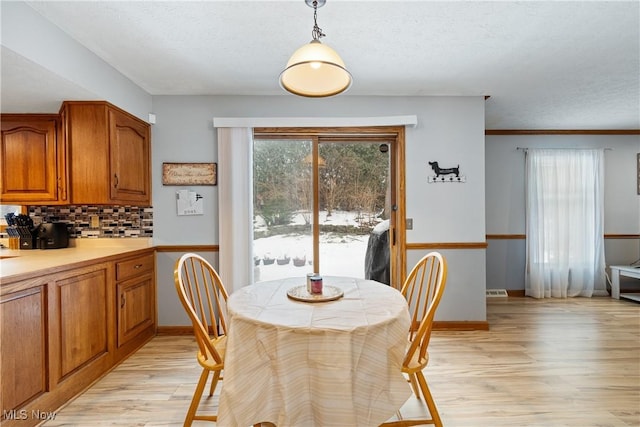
[0,238,156,291]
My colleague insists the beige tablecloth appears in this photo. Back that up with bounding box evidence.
[217,276,411,427]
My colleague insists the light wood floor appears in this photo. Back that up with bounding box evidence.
[42,297,639,427]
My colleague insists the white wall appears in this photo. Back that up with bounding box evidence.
[406,98,486,243]
[485,134,640,291]
[151,95,487,324]
[1,2,152,120]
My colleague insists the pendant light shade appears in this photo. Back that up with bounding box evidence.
[279,0,352,98]
[280,40,352,97]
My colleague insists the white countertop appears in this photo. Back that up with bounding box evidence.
[0,238,155,283]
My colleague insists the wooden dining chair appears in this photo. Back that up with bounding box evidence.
[382,251,448,427]
[174,253,229,426]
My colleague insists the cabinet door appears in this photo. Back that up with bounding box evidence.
[64,102,110,204]
[1,287,47,411]
[109,109,151,204]
[0,115,66,203]
[117,274,155,347]
[51,266,111,381]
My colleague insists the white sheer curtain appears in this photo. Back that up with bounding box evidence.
[217,127,253,294]
[525,149,606,298]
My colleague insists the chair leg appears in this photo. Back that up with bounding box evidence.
[184,368,210,427]
[408,373,421,399]
[416,370,442,427]
[208,370,221,396]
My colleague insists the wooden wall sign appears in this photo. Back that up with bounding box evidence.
[162,163,217,186]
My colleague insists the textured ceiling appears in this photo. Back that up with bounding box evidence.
[2,1,639,129]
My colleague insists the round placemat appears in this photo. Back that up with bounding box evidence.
[286,285,344,303]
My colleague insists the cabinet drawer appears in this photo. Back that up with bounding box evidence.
[115,253,154,281]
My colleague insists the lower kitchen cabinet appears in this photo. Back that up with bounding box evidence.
[0,286,47,413]
[0,249,156,427]
[49,263,113,384]
[115,252,156,350]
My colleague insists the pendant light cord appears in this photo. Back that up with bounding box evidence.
[311,1,326,41]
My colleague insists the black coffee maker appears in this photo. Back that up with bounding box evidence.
[37,223,70,249]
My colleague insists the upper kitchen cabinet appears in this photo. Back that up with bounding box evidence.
[61,101,151,205]
[0,114,67,204]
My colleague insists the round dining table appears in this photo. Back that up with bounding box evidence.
[217,276,411,427]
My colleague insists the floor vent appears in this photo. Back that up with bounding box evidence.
[486,289,508,297]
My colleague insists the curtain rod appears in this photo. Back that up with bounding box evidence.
[516,147,613,151]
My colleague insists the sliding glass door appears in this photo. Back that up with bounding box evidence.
[253,134,395,283]
[317,140,392,280]
[253,138,314,281]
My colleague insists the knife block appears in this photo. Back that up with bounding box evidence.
[8,226,37,249]
[8,237,20,250]
[19,236,36,249]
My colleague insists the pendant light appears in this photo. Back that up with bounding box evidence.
[279,0,352,98]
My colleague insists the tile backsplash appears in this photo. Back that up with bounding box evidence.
[25,205,153,238]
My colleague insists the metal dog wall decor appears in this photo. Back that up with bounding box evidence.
[428,161,467,183]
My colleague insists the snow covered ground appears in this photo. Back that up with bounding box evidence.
[253,210,378,282]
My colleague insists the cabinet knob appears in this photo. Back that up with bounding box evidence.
[134,264,142,269]
[120,294,126,308]
[114,174,119,188]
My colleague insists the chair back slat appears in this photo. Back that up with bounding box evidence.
[174,253,229,364]
[401,252,447,367]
